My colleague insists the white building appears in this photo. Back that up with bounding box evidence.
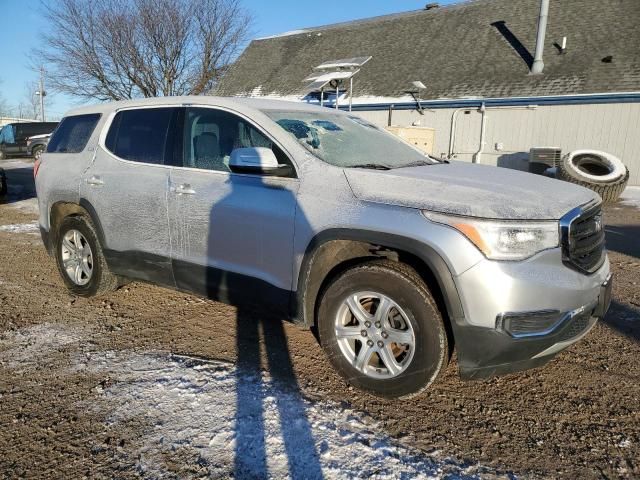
[214,0,640,185]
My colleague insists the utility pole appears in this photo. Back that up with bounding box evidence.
[35,66,46,121]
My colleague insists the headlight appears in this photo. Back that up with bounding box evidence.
[424,211,559,260]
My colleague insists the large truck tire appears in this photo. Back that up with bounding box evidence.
[557,150,629,203]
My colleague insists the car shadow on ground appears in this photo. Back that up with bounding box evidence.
[0,166,37,205]
[605,225,640,260]
[233,308,323,478]
[202,173,323,478]
[602,301,640,343]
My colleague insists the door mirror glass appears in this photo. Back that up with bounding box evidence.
[229,147,291,176]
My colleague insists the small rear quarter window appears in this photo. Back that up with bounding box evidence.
[47,113,101,153]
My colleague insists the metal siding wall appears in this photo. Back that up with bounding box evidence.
[356,103,640,185]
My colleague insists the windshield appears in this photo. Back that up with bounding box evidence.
[263,110,436,169]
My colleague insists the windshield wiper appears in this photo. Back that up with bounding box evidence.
[351,163,392,170]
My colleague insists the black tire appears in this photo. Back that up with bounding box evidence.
[0,169,6,197]
[558,165,629,203]
[32,145,45,160]
[54,216,118,297]
[318,260,448,399]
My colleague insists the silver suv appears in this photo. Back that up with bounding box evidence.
[35,97,612,398]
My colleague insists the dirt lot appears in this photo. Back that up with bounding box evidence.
[0,161,639,479]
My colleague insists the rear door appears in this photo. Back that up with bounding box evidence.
[79,106,180,286]
[167,106,299,305]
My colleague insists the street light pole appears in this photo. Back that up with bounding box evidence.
[38,67,46,121]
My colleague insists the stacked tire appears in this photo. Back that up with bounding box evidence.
[557,150,629,203]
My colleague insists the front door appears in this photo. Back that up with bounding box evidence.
[167,106,299,307]
[80,106,180,286]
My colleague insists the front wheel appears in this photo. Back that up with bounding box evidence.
[32,145,44,160]
[318,260,449,399]
[54,216,118,297]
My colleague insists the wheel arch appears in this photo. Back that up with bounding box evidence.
[294,229,466,340]
[47,199,106,254]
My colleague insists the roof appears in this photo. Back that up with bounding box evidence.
[65,95,328,117]
[214,0,640,101]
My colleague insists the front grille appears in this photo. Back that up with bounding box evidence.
[557,311,592,342]
[562,204,606,274]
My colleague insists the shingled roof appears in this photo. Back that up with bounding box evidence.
[214,0,640,101]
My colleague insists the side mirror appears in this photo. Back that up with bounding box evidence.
[229,147,292,176]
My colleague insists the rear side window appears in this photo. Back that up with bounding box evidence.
[47,114,101,153]
[105,108,175,164]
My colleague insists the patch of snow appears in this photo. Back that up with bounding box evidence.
[619,186,640,209]
[0,323,83,368]
[1,324,506,478]
[76,351,496,479]
[4,196,40,215]
[0,159,34,169]
[257,29,309,40]
[0,221,39,234]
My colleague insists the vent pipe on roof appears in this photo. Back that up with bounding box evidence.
[531,0,549,74]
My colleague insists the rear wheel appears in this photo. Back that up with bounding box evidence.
[54,216,118,297]
[318,260,448,399]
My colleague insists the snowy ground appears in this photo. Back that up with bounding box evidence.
[0,323,505,480]
[619,186,640,210]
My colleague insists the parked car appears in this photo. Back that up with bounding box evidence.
[0,167,6,196]
[35,97,612,399]
[0,122,58,160]
[26,133,52,160]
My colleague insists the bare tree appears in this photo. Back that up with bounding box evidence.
[34,0,252,101]
[23,81,41,119]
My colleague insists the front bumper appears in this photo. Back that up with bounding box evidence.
[451,248,611,379]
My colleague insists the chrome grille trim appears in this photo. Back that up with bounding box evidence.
[560,201,606,274]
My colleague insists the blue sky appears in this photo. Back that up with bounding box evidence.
[0,0,457,118]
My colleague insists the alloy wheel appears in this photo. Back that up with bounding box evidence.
[334,291,416,379]
[61,229,93,286]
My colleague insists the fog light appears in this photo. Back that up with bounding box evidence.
[496,310,565,338]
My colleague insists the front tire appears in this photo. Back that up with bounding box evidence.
[32,145,44,160]
[318,260,448,399]
[54,216,118,297]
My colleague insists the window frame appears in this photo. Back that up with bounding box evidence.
[102,106,178,166]
[99,104,298,179]
[179,105,298,178]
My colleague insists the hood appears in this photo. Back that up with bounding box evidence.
[28,133,51,140]
[344,162,598,220]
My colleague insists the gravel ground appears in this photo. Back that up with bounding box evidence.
[0,162,638,479]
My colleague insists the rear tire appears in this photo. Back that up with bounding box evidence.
[54,216,118,297]
[318,260,448,399]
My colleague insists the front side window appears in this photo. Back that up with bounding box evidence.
[105,108,175,164]
[263,110,436,169]
[47,114,101,153]
[182,107,289,172]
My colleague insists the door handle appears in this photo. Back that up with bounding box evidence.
[85,176,104,186]
[171,183,196,195]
